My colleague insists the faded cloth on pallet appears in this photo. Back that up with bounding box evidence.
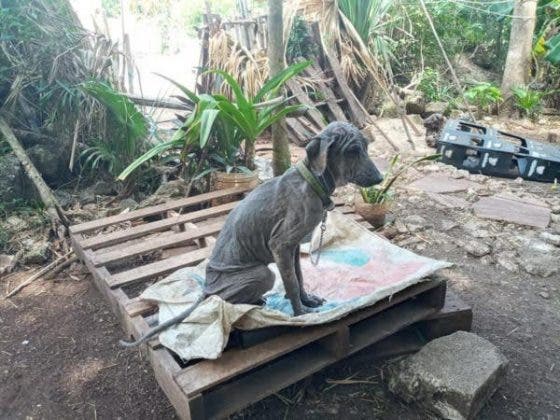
[140,211,451,360]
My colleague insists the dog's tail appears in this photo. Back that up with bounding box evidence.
[120,294,205,348]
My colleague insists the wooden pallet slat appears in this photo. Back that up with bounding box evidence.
[109,246,213,288]
[70,186,250,235]
[91,220,223,267]
[80,201,238,250]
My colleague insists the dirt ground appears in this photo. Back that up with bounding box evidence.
[2,126,560,419]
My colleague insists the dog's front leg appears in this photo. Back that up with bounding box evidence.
[294,246,325,308]
[272,247,310,316]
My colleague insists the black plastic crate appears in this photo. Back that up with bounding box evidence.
[437,120,519,177]
[437,119,560,182]
[517,139,560,182]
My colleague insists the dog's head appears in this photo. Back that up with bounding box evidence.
[305,122,383,187]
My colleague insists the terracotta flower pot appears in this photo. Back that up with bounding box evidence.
[210,171,259,205]
[354,192,391,228]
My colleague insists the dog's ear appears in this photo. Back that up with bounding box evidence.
[305,135,333,174]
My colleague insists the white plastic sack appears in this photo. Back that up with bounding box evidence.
[140,211,451,360]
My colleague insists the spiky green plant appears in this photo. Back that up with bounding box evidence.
[512,86,545,121]
[361,154,441,204]
[118,61,311,180]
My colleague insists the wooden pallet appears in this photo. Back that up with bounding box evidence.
[70,186,469,420]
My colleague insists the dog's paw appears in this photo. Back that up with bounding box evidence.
[293,304,320,316]
[301,293,325,308]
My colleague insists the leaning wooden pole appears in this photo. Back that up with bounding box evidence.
[0,117,69,237]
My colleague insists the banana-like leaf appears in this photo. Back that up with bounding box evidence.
[256,105,307,134]
[545,33,560,65]
[216,100,256,141]
[204,69,253,121]
[82,81,147,140]
[200,109,220,148]
[155,73,199,104]
[118,138,181,180]
[254,60,311,102]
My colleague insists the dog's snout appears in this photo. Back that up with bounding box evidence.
[355,159,383,187]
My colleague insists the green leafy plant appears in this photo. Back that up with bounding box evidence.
[360,154,441,204]
[512,86,545,121]
[418,67,453,102]
[464,83,503,116]
[81,81,148,177]
[118,61,311,181]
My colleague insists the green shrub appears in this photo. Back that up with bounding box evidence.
[512,86,544,121]
[418,67,453,102]
[464,83,503,115]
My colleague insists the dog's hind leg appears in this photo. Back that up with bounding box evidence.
[204,264,275,305]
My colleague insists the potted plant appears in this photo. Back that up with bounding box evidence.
[355,154,441,228]
[118,62,310,196]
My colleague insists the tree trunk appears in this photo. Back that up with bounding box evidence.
[0,117,69,238]
[268,0,291,176]
[501,0,538,96]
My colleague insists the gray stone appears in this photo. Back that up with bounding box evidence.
[520,254,559,278]
[54,190,74,208]
[22,240,50,264]
[463,221,493,239]
[495,252,519,273]
[118,198,138,211]
[459,239,491,257]
[538,291,550,299]
[404,215,431,233]
[0,153,33,202]
[79,189,96,205]
[386,331,508,420]
[551,205,560,214]
[422,101,448,118]
[405,96,426,115]
[539,232,560,247]
[27,144,66,184]
[92,180,115,196]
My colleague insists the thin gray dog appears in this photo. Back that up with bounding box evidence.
[121,122,383,347]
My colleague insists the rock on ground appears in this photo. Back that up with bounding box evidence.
[385,331,508,420]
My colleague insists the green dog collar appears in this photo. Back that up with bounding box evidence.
[295,160,335,210]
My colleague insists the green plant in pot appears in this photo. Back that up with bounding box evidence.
[118,61,310,194]
[355,153,441,228]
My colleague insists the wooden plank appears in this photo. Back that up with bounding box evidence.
[79,201,238,250]
[418,290,473,339]
[203,295,439,419]
[296,116,320,134]
[108,246,212,288]
[70,186,250,235]
[473,194,551,228]
[91,220,222,266]
[149,348,193,420]
[175,279,442,397]
[305,62,347,121]
[286,118,310,146]
[175,322,335,397]
[285,79,326,129]
[125,297,156,317]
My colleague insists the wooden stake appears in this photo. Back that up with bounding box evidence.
[5,251,74,298]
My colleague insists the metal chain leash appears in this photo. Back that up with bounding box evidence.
[310,210,328,266]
